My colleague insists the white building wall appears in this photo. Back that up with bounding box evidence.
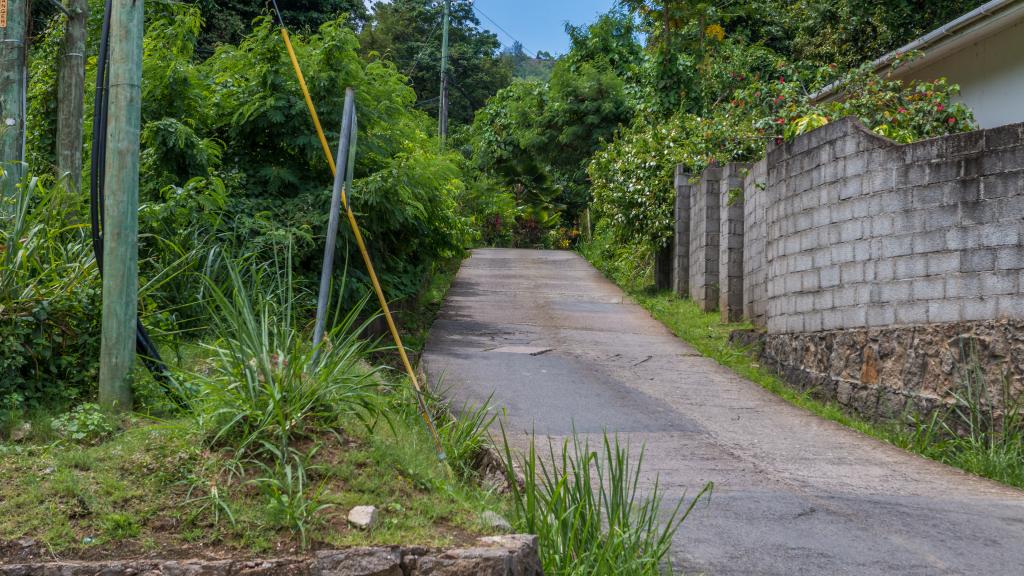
[894,17,1024,129]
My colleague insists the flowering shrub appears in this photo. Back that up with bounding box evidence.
[590,54,976,247]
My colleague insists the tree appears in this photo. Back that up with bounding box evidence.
[361,0,511,126]
[194,0,369,55]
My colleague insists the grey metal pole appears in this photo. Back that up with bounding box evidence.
[311,87,355,356]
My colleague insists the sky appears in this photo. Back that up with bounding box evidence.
[467,0,618,57]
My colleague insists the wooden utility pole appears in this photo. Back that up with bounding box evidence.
[438,0,449,149]
[57,0,88,193]
[99,0,144,412]
[0,0,27,193]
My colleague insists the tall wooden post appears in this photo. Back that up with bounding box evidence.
[0,0,27,193]
[99,0,144,412]
[56,0,88,193]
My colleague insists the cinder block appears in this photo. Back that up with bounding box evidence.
[926,251,960,275]
[841,306,867,327]
[878,280,912,302]
[895,302,928,325]
[997,294,1024,319]
[981,147,1024,175]
[926,160,961,184]
[928,300,962,323]
[840,261,865,284]
[963,297,998,321]
[961,249,995,273]
[984,124,1023,150]
[893,255,927,279]
[979,271,1018,295]
[981,171,1024,199]
[881,235,913,258]
[911,277,945,300]
[995,247,1024,270]
[867,305,896,327]
[911,230,946,254]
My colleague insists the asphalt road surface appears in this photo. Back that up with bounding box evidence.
[422,248,1024,575]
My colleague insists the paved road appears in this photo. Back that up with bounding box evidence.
[423,248,1024,575]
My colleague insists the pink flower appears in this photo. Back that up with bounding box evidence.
[948,117,956,124]
[775,117,786,124]
[936,103,945,112]
[898,107,907,114]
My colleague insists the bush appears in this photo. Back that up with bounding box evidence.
[0,173,101,408]
[51,403,118,445]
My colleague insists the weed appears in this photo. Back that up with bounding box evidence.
[429,389,498,481]
[500,425,712,575]
[192,254,383,462]
[100,513,141,540]
[249,445,332,546]
[51,404,119,445]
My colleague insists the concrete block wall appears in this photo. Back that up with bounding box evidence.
[673,166,692,298]
[742,158,769,327]
[689,164,722,311]
[719,163,749,322]
[760,118,1024,334]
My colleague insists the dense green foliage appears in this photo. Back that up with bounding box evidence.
[577,1,980,248]
[13,2,489,413]
[0,177,99,409]
[360,0,512,125]
[194,0,369,55]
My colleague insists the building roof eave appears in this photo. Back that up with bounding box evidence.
[810,0,1024,104]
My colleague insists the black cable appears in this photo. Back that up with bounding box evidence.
[90,0,183,405]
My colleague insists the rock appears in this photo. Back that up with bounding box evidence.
[315,548,402,576]
[480,511,512,533]
[347,506,379,530]
[10,423,31,442]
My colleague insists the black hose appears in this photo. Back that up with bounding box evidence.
[90,0,183,405]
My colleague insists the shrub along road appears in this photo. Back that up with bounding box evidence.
[423,248,1024,576]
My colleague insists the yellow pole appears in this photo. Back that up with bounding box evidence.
[278,28,445,459]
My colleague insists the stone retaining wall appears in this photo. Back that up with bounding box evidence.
[0,535,543,576]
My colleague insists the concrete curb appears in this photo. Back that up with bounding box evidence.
[0,534,543,576]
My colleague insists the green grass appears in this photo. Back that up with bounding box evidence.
[0,252,506,557]
[578,232,1024,490]
[0,408,504,556]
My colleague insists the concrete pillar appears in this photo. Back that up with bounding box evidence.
[673,165,691,298]
[690,164,722,311]
[719,163,749,322]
